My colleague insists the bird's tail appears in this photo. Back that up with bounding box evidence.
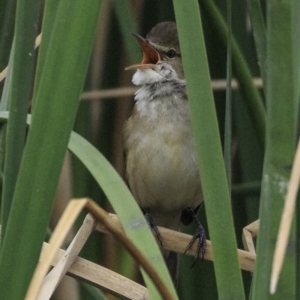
[149,211,180,285]
[164,250,179,286]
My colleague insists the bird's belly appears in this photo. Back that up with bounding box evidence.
[126,131,202,212]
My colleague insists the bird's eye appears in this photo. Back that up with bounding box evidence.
[166,49,176,58]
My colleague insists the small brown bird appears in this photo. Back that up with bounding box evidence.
[123,22,205,282]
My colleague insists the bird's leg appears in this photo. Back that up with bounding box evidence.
[183,207,206,266]
[143,208,163,247]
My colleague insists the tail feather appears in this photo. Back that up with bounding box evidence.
[165,251,179,286]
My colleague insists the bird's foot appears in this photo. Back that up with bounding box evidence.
[144,208,163,247]
[183,209,206,266]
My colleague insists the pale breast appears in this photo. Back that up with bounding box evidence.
[124,88,202,212]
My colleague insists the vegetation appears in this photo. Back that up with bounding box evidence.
[0,0,298,299]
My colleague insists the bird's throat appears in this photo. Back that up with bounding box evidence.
[132,68,163,86]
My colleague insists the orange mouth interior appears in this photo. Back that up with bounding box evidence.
[125,33,160,70]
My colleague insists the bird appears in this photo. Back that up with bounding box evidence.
[123,21,206,283]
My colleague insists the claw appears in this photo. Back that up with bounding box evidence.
[183,208,206,266]
[144,208,163,247]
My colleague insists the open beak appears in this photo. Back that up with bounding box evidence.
[125,33,160,70]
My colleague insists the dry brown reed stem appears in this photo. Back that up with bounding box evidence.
[27,199,176,300]
[37,214,94,300]
[39,242,149,300]
[84,200,176,300]
[242,220,259,255]
[80,78,263,100]
[26,199,87,299]
[0,50,262,91]
[95,213,256,272]
[28,198,256,299]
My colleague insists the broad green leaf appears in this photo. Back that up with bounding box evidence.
[246,0,267,85]
[1,0,41,240]
[0,110,178,299]
[68,131,178,300]
[32,0,60,95]
[251,1,297,298]
[172,0,245,299]
[199,0,266,150]
[0,0,102,298]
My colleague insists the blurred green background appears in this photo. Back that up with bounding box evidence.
[0,0,298,299]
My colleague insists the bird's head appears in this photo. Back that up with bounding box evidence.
[125,22,183,85]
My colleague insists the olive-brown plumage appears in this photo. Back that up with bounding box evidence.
[124,22,205,283]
